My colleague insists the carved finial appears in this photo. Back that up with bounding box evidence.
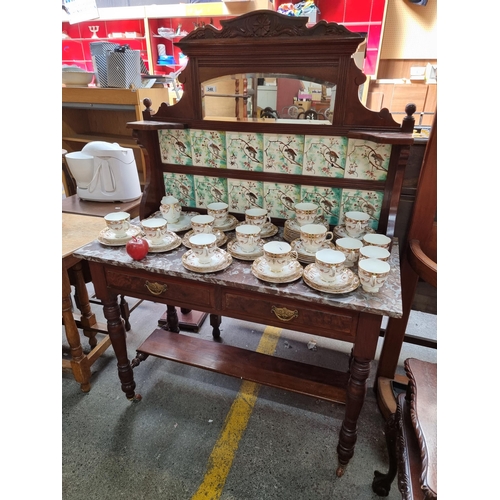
[143,98,153,119]
[401,103,417,133]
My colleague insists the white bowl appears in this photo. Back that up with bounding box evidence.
[62,71,94,87]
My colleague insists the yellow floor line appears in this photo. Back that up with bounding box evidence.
[190,326,282,500]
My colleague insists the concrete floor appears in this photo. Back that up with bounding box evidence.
[62,292,436,500]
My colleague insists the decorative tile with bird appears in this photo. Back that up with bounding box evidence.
[226,132,264,171]
[163,172,196,207]
[303,135,347,178]
[344,139,391,181]
[227,179,265,214]
[263,182,301,219]
[194,175,228,208]
[263,133,304,175]
[158,129,193,166]
[300,185,342,226]
[191,130,227,169]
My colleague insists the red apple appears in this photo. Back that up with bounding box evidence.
[126,236,149,261]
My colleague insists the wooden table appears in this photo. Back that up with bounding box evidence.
[62,194,142,219]
[62,213,112,392]
[74,223,403,475]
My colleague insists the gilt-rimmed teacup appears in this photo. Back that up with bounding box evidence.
[344,211,370,238]
[300,223,333,253]
[335,237,363,267]
[359,245,390,262]
[191,214,215,234]
[235,224,261,253]
[189,233,218,264]
[362,233,392,250]
[207,202,229,227]
[245,208,271,228]
[358,258,390,293]
[315,249,346,283]
[141,218,169,245]
[262,241,298,273]
[104,211,130,238]
[294,202,323,227]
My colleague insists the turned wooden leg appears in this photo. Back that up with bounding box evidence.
[101,293,141,402]
[372,410,398,496]
[336,356,371,477]
[71,261,98,349]
[210,314,221,339]
[119,294,131,331]
[62,267,91,392]
[166,304,180,333]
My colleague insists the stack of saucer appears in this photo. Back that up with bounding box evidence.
[290,238,335,264]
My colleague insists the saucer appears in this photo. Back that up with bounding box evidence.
[303,263,360,294]
[333,224,375,241]
[160,211,199,232]
[227,238,264,261]
[290,238,335,263]
[182,229,227,248]
[182,248,232,273]
[146,232,182,253]
[283,218,329,243]
[213,214,239,232]
[98,225,142,246]
[236,221,278,239]
[251,256,303,283]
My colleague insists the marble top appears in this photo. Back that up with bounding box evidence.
[73,222,403,319]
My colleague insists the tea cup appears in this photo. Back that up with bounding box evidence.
[335,237,363,267]
[294,202,323,227]
[141,218,168,245]
[104,211,130,238]
[235,224,261,253]
[344,211,370,238]
[359,245,390,262]
[314,249,346,283]
[300,223,334,254]
[189,233,218,264]
[190,214,215,234]
[262,241,298,273]
[358,258,390,293]
[362,233,392,250]
[160,195,182,223]
[207,202,229,228]
[245,208,271,228]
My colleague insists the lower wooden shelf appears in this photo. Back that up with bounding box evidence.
[134,328,350,403]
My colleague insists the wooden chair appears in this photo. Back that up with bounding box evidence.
[372,358,437,499]
[376,113,437,419]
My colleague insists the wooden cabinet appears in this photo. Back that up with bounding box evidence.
[62,87,170,186]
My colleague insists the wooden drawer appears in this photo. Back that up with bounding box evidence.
[105,268,216,310]
[221,289,358,341]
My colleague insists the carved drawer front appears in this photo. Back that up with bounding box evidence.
[221,290,357,340]
[105,269,215,309]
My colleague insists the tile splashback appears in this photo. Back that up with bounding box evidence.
[159,129,392,229]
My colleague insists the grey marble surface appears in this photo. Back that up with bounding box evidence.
[74,223,402,318]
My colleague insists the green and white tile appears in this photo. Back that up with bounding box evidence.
[263,133,304,175]
[300,185,342,226]
[226,132,264,171]
[263,182,301,219]
[303,135,348,178]
[227,179,265,214]
[158,129,193,166]
[163,173,196,207]
[344,139,391,181]
[191,130,227,168]
[339,188,384,230]
[194,175,228,208]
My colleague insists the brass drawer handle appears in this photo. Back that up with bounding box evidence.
[271,306,298,322]
[144,281,168,296]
